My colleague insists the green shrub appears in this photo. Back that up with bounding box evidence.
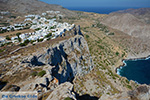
[6,35,11,40]
[127,85,132,89]
[0,44,5,47]
[19,43,26,46]
[19,39,30,46]
[30,40,36,44]
[85,34,89,38]
[45,33,52,38]
[24,39,30,44]
[108,32,114,35]
[98,45,104,49]
[35,28,41,31]
[122,52,126,57]
[24,27,30,29]
[31,71,38,77]
[38,70,46,77]
[0,29,7,33]
[18,37,21,42]
[105,30,109,33]
[47,38,51,41]
[16,32,21,37]
[64,97,72,100]
[126,79,130,84]
[10,16,16,18]
[37,38,44,42]
[6,42,12,45]
[0,49,4,53]
[50,26,55,29]
[115,52,119,56]
[11,27,15,31]
[15,26,22,28]
[0,22,10,26]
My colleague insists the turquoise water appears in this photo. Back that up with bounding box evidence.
[117,57,150,85]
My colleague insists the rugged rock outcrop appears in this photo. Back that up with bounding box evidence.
[2,84,20,92]
[16,31,93,99]
[46,82,76,100]
[21,33,93,86]
[0,24,93,97]
[40,35,92,83]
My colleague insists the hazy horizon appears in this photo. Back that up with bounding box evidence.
[40,0,150,8]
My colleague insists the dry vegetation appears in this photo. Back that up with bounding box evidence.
[0,9,144,98]
[60,12,139,97]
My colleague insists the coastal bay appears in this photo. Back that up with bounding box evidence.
[117,57,150,85]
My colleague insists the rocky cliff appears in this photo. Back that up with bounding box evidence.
[22,34,93,84]
[0,25,94,100]
[1,1,150,99]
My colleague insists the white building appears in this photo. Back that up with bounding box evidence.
[0,36,6,43]
[19,34,26,40]
[25,18,32,21]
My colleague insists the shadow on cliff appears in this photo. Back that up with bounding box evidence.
[75,93,99,100]
[0,81,7,90]
[49,44,74,84]
[22,56,45,66]
[31,56,45,66]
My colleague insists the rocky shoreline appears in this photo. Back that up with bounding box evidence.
[116,53,150,84]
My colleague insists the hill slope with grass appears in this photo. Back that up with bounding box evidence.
[1,1,150,99]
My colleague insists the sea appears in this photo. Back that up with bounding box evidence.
[66,7,140,14]
[117,57,150,85]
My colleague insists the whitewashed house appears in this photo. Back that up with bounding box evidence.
[19,34,26,40]
[11,36,18,43]
[42,13,46,16]
[25,18,32,21]
[0,36,6,44]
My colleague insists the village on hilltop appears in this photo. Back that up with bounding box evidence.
[0,10,74,46]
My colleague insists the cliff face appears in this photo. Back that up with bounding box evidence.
[0,24,93,100]
[24,35,93,84]
[1,1,150,99]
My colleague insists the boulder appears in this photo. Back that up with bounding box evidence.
[20,83,35,91]
[46,82,76,100]
[8,85,20,92]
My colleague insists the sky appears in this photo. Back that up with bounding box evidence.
[40,0,150,8]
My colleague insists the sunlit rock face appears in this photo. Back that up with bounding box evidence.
[22,35,93,84]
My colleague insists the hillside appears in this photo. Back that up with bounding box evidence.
[101,8,150,58]
[1,1,150,100]
[114,8,150,24]
[59,11,150,99]
[102,13,150,38]
[0,12,136,99]
[0,0,77,16]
